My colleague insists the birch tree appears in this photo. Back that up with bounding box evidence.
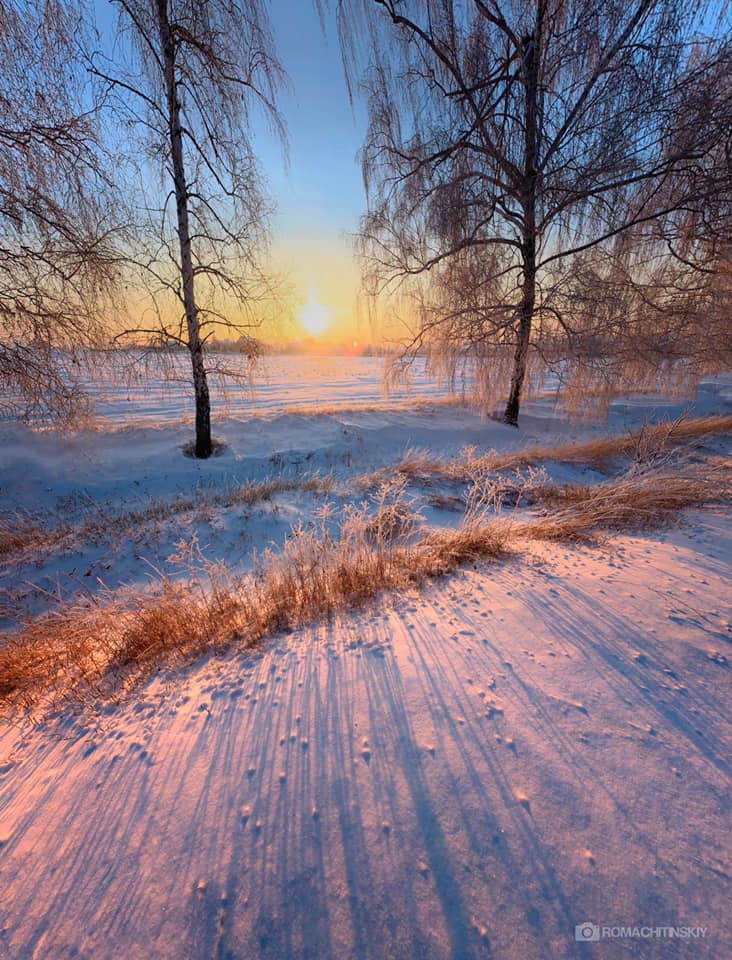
[336,0,732,423]
[0,0,118,421]
[92,0,283,457]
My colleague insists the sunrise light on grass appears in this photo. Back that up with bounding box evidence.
[1,1,730,958]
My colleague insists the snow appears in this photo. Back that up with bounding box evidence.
[78,355,461,426]
[0,362,730,958]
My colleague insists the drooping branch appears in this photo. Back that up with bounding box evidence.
[335,0,732,420]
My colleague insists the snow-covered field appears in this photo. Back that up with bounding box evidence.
[0,363,730,959]
[79,354,460,426]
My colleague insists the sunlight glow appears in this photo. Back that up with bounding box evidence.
[298,290,331,337]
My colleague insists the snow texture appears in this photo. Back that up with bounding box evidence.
[0,361,730,959]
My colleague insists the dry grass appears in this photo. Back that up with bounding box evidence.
[486,414,732,474]
[364,415,732,489]
[267,394,469,419]
[0,513,70,559]
[356,448,448,492]
[520,460,731,541]
[0,483,509,712]
[2,423,730,714]
[0,473,332,564]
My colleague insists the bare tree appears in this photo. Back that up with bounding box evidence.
[90,0,284,457]
[336,0,732,424]
[0,0,119,421]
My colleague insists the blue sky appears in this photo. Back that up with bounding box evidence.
[251,0,370,339]
[258,0,368,240]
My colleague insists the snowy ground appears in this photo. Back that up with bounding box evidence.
[0,365,730,958]
[76,354,461,426]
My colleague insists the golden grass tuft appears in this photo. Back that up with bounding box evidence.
[520,460,731,541]
[0,473,332,564]
[486,414,732,474]
[2,433,730,714]
[372,415,732,489]
[0,576,241,705]
[0,513,67,559]
[0,484,509,711]
[262,394,469,419]
[356,447,448,492]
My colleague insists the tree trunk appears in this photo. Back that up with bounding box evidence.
[504,27,541,427]
[504,245,536,425]
[156,0,212,458]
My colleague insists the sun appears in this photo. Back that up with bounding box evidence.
[298,290,331,337]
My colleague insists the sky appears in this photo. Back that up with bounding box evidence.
[93,0,371,347]
[255,1,370,345]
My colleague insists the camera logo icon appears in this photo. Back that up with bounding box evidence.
[575,922,601,942]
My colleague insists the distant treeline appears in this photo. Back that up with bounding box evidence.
[110,338,394,358]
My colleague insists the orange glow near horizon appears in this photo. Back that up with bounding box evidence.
[271,236,371,344]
